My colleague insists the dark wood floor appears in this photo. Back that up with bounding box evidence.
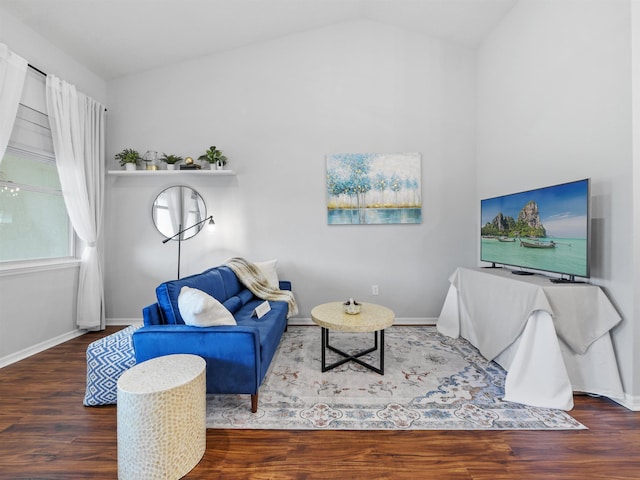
[1,327,639,479]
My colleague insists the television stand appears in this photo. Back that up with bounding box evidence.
[438,267,624,409]
[482,263,502,269]
[550,276,586,284]
[511,270,534,276]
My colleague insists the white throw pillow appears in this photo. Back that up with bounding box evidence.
[178,286,236,327]
[255,259,279,289]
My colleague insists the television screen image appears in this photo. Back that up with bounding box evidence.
[480,178,590,280]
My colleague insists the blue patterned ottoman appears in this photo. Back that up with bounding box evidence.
[84,324,142,406]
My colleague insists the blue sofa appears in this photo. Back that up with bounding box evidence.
[133,265,291,413]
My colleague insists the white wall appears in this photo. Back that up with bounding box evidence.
[0,7,108,363]
[0,8,107,104]
[477,0,637,402]
[0,266,79,365]
[105,20,477,322]
[631,0,640,407]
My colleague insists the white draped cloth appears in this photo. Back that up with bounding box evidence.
[46,75,106,330]
[0,43,27,162]
[438,267,624,411]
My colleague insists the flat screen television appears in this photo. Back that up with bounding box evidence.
[480,178,590,281]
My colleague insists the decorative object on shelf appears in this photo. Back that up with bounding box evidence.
[142,150,158,170]
[160,153,183,170]
[180,156,201,170]
[198,145,228,170]
[343,298,361,315]
[115,148,141,171]
[107,169,235,177]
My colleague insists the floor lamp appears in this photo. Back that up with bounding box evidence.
[162,216,215,279]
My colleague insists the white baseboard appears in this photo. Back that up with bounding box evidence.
[0,329,86,369]
[288,317,437,326]
[1,319,142,369]
[106,317,142,326]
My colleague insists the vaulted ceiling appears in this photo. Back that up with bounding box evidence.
[0,0,517,80]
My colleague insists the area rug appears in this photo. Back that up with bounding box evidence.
[205,326,585,430]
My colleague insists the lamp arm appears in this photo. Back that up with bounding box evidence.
[162,215,214,243]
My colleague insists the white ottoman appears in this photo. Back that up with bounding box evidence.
[117,354,206,480]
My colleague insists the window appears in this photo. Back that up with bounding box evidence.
[0,71,73,264]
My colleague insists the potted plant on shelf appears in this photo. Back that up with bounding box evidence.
[198,145,228,170]
[115,148,141,171]
[160,153,184,170]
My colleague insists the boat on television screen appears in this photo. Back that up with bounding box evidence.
[520,240,556,249]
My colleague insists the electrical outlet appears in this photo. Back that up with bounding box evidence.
[372,285,379,296]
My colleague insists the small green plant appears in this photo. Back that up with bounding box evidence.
[160,153,184,165]
[114,148,141,167]
[198,146,227,166]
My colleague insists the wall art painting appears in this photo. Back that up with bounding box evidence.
[326,152,422,225]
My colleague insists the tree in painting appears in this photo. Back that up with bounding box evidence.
[326,152,422,225]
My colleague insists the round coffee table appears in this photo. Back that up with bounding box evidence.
[311,302,394,375]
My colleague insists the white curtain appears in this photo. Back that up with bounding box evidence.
[167,186,182,235]
[46,75,106,330]
[0,43,27,162]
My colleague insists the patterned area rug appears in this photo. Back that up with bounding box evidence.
[206,326,585,430]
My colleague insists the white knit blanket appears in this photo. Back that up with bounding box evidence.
[225,257,298,318]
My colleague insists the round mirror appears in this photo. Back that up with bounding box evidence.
[152,186,207,241]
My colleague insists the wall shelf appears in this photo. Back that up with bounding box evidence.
[108,169,235,177]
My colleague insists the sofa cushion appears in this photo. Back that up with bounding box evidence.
[156,268,227,324]
[255,259,279,289]
[223,288,255,314]
[178,286,236,327]
[217,265,243,298]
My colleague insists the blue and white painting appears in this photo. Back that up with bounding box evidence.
[326,152,422,225]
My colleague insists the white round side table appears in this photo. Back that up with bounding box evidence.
[117,354,206,480]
